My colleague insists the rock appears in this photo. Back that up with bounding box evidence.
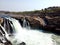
[0,18,3,24]
[0,14,60,33]
[25,17,41,29]
[4,35,12,45]
[19,42,26,45]
[0,39,3,43]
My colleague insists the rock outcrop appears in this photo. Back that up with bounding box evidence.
[14,15,60,34]
[0,14,60,34]
[0,6,60,34]
[0,18,3,24]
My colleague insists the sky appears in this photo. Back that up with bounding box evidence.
[0,0,60,12]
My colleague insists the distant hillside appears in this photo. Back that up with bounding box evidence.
[0,6,60,16]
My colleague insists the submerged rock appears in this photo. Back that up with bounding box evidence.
[19,42,26,45]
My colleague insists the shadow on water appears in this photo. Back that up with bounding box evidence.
[32,27,60,35]
[40,29,60,35]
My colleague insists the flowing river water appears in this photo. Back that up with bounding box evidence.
[0,17,60,45]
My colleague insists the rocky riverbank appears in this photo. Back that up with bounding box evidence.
[0,6,60,34]
[0,14,60,34]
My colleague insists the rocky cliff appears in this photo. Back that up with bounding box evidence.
[0,6,60,34]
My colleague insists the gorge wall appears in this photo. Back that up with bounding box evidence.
[0,14,60,34]
[0,6,60,34]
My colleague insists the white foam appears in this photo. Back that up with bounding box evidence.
[10,18,55,45]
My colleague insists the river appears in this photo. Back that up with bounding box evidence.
[0,17,60,45]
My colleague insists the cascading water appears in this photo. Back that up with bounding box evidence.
[0,16,57,45]
[23,18,30,29]
[0,24,9,39]
[0,24,8,35]
[0,23,12,45]
[5,17,56,45]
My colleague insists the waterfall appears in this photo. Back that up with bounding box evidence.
[0,24,11,43]
[4,17,56,45]
[23,18,30,29]
[0,16,56,45]
[0,24,8,35]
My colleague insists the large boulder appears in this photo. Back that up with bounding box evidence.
[25,17,43,29]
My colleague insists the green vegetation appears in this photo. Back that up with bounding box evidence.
[0,6,60,16]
